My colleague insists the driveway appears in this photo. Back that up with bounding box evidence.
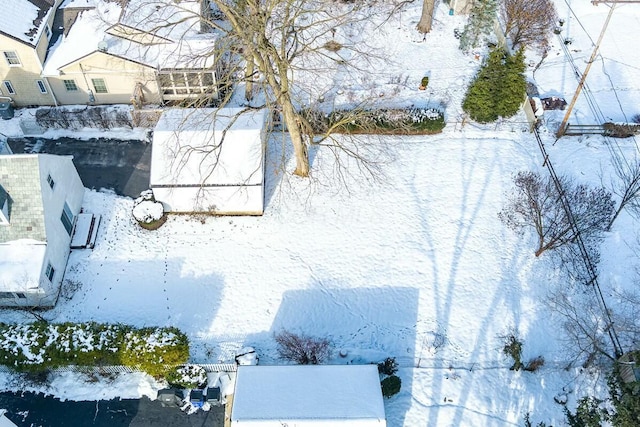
[0,391,224,427]
[7,137,151,199]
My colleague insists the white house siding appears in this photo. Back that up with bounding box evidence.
[35,155,84,306]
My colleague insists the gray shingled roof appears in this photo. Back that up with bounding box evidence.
[0,156,46,243]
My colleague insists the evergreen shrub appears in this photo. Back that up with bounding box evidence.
[462,48,526,123]
[381,374,402,398]
[0,322,189,377]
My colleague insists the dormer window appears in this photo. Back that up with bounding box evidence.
[0,185,9,225]
[47,174,55,189]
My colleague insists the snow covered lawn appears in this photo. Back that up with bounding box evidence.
[4,127,623,425]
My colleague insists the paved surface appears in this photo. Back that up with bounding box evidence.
[8,137,151,199]
[0,391,224,427]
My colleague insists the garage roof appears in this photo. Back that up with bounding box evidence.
[231,365,386,426]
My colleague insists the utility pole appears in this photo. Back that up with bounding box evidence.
[556,3,617,138]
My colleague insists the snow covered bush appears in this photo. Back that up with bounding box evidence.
[377,357,399,376]
[35,106,132,130]
[381,375,401,398]
[274,329,332,364]
[301,107,445,135]
[133,190,166,230]
[120,327,190,377]
[0,322,189,376]
[166,364,207,389]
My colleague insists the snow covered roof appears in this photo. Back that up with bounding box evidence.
[231,365,386,425]
[0,240,46,292]
[151,108,267,187]
[0,0,54,46]
[43,0,216,75]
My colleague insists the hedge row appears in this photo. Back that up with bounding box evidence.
[0,322,189,377]
[301,107,446,135]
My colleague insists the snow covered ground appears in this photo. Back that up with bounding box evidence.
[1,1,640,426]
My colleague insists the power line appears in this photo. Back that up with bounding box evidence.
[557,3,617,137]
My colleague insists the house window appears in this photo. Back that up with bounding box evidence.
[91,78,108,94]
[3,81,15,95]
[45,263,55,282]
[3,51,20,66]
[44,26,51,39]
[47,174,55,189]
[37,80,47,94]
[60,202,74,235]
[63,80,78,91]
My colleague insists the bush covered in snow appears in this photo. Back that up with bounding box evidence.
[133,190,166,230]
[301,107,446,135]
[35,106,132,130]
[377,357,399,376]
[166,364,207,389]
[0,322,189,376]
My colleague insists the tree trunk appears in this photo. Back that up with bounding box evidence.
[281,99,309,177]
[416,0,436,34]
[245,57,255,102]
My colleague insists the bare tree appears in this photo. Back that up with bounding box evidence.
[547,288,617,367]
[499,171,613,257]
[499,0,557,52]
[416,0,436,34]
[607,155,640,230]
[108,0,396,179]
[274,329,333,364]
[209,0,395,177]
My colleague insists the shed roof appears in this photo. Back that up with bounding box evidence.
[151,108,266,188]
[231,365,386,424]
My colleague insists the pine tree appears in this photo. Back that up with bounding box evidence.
[459,0,498,52]
[462,48,527,123]
[494,48,526,118]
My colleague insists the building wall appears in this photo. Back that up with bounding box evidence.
[35,155,85,307]
[49,52,162,105]
[0,1,61,107]
[153,185,264,215]
[0,37,54,107]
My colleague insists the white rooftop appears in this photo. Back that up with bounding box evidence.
[231,365,386,424]
[151,108,267,187]
[0,240,46,292]
[0,0,51,46]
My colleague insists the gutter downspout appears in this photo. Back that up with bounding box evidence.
[42,77,59,106]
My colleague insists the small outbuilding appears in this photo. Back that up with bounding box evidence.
[150,108,268,215]
[231,365,387,427]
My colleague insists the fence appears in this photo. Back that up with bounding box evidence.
[0,362,237,375]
